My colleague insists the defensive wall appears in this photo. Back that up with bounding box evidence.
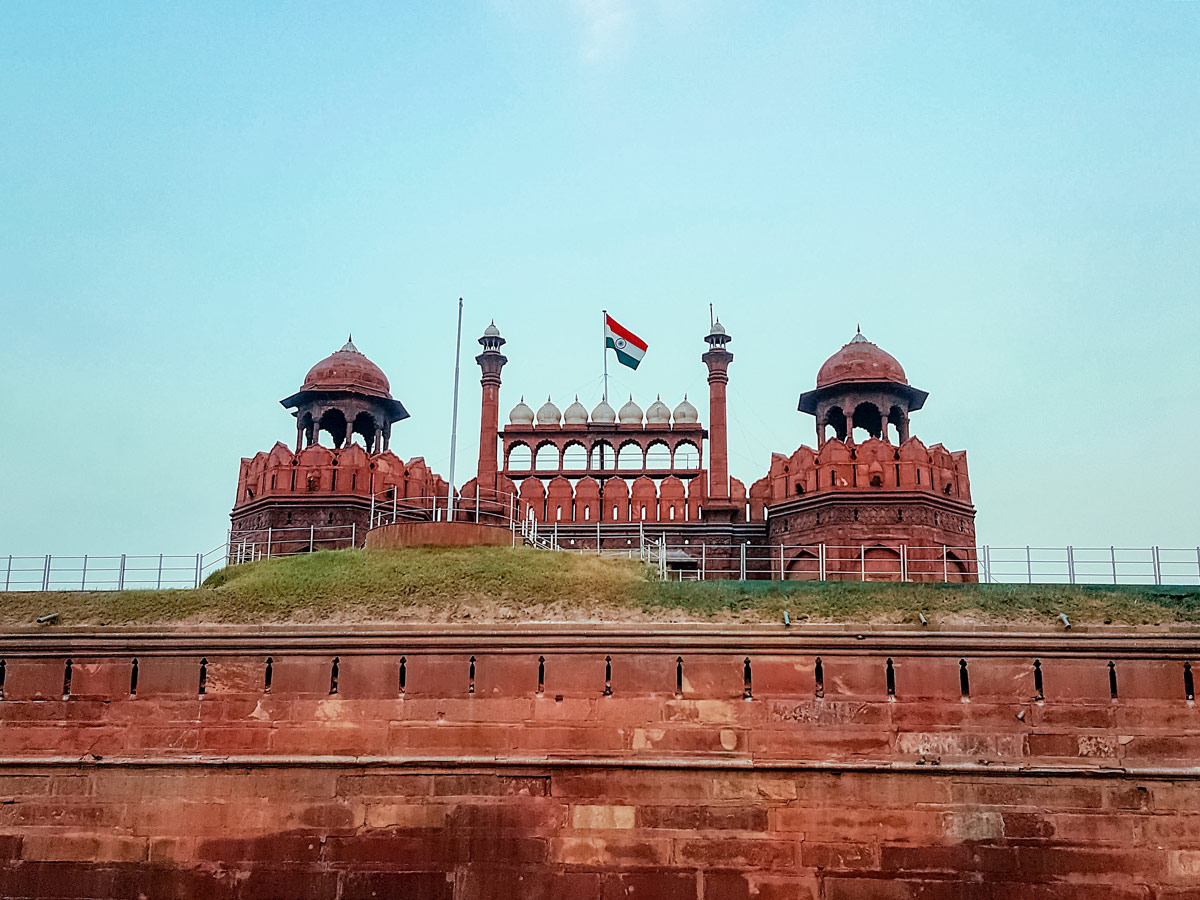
[0,624,1198,898]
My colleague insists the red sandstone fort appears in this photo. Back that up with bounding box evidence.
[232,321,976,579]
[0,319,1197,900]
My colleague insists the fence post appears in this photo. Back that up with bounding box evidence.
[701,544,706,581]
[861,545,866,582]
[81,554,88,590]
[983,545,991,583]
[1067,546,1075,584]
[157,554,164,589]
[1153,546,1161,586]
[392,492,397,524]
[739,542,746,581]
[1026,546,1032,585]
[4,554,10,591]
[819,544,826,582]
[369,493,375,529]
[266,527,272,560]
[1196,547,1200,584]
[195,553,202,588]
[118,554,126,591]
[351,523,356,548]
[901,544,908,582]
[42,555,51,591]
[310,524,315,552]
[943,545,948,584]
[1111,546,1117,585]
[779,544,784,581]
[596,521,601,554]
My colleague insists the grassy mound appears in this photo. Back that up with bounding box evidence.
[0,546,1197,628]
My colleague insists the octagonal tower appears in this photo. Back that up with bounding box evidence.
[752,329,977,582]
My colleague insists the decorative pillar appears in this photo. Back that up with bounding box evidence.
[475,321,508,493]
[296,419,304,453]
[701,319,733,504]
[898,413,910,443]
[845,410,855,444]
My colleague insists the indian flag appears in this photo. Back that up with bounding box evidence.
[604,313,647,370]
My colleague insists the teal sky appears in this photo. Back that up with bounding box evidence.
[2,2,1198,557]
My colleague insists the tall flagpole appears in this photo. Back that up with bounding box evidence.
[601,308,609,404]
[446,297,464,521]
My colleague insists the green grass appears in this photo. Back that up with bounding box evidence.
[0,546,1197,628]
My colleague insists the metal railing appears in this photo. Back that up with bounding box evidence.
[575,540,1200,584]
[367,488,520,531]
[1,545,229,592]
[7,527,1197,591]
[226,524,360,565]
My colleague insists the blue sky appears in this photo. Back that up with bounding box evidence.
[2,2,1198,557]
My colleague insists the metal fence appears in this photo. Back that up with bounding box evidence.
[7,527,1198,591]
[226,524,359,564]
[611,542,1200,584]
[2,545,230,592]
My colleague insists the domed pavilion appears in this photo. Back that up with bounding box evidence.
[280,337,409,453]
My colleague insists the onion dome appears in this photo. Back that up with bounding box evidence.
[478,319,506,352]
[509,396,534,426]
[705,317,731,349]
[645,395,672,425]
[618,395,644,425]
[536,397,562,426]
[816,327,907,388]
[672,395,698,424]
[301,335,392,398]
[591,398,616,424]
[563,396,589,425]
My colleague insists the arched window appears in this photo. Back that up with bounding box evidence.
[617,442,643,470]
[590,442,616,471]
[562,442,587,470]
[507,444,532,471]
[674,442,700,469]
[645,441,671,469]
[852,402,882,442]
[534,443,559,470]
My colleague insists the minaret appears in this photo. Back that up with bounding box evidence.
[702,318,733,505]
[475,321,508,491]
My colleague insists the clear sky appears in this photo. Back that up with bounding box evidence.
[2,2,1198,558]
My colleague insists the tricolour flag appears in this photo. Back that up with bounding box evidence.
[604,313,647,370]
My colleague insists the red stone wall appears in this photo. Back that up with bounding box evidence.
[0,628,1196,898]
[232,443,450,553]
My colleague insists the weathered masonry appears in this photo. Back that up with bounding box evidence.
[0,625,1197,898]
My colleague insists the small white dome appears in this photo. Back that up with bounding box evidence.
[709,318,726,336]
[563,396,588,425]
[509,397,534,426]
[645,395,671,425]
[591,399,616,424]
[483,320,501,338]
[536,397,561,426]
[673,395,698,424]
[618,395,643,425]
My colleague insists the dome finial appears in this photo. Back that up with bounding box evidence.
[341,334,359,352]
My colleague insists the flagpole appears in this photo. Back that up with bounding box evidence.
[446,297,464,521]
[601,308,609,404]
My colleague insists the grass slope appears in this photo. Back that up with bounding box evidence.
[0,547,1197,628]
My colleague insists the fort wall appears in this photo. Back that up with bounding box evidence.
[0,626,1196,898]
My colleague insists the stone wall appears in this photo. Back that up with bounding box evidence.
[0,626,1196,898]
